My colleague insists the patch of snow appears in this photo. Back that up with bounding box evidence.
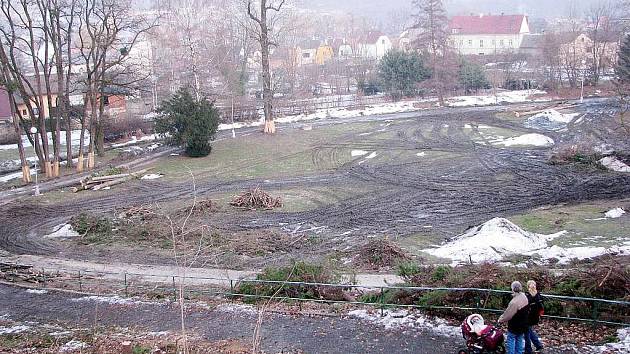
[215,303,258,316]
[351,150,369,157]
[590,327,630,353]
[70,295,137,305]
[496,134,554,147]
[605,208,626,219]
[0,130,89,151]
[600,157,630,173]
[416,152,426,157]
[141,174,163,180]
[45,224,80,239]
[0,168,36,183]
[49,331,73,337]
[447,90,548,107]
[26,289,48,294]
[365,152,378,159]
[348,309,459,337]
[111,134,158,148]
[424,218,629,265]
[0,325,30,335]
[60,339,88,352]
[525,109,580,131]
[423,218,565,263]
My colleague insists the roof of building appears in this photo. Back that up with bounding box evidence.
[449,14,527,35]
[298,39,322,50]
[359,31,387,44]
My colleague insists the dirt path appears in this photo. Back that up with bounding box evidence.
[0,283,460,353]
[5,254,404,288]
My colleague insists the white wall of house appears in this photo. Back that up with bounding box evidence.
[449,34,523,55]
[358,36,392,59]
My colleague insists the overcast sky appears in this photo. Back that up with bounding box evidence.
[300,0,596,19]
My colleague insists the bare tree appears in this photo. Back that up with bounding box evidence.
[411,0,455,106]
[587,0,617,85]
[247,0,286,134]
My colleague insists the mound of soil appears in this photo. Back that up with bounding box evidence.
[227,229,297,256]
[355,239,410,269]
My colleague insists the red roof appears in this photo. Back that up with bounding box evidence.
[449,15,527,35]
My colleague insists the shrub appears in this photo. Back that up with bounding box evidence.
[377,50,430,100]
[237,261,343,301]
[155,88,219,157]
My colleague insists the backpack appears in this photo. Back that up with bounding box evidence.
[527,293,544,325]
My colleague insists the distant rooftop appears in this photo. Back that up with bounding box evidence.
[449,14,528,35]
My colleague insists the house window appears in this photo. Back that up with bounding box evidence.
[452,28,459,34]
[302,52,310,58]
[382,39,385,44]
[509,39,513,47]
[492,39,496,45]
[460,40,463,46]
[102,96,110,105]
[22,109,27,115]
[468,40,473,46]
[480,40,484,48]
[500,39,504,46]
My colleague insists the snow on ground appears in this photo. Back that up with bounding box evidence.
[525,109,580,131]
[44,224,80,239]
[214,303,258,316]
[423,218,629,264]
[447,90,547,107]
[351,150,369,157]
[348,309,459,337]
[216,90,549,131]
[599,156,630,172]
[141,174,163,180]
[365,152,378,159]
[605,208,626,219]
[60,339,88,352]
[69,295,157,306]
[589,328,630,353]
[111,134,159,148]
[0,325,30,335]
[26,289,48,295]
[0,130,89,151]
[495,133,555,147]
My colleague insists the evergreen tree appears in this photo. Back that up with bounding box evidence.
[459,60,490,93]
[378,50,430,100]
[616,34,630,85]
[155,88,220,157]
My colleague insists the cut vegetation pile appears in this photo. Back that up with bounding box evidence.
[230,187,282,210]
[356,239,411,269]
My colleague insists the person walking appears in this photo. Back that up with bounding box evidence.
[525,280,544,353]
[499,281,530,354]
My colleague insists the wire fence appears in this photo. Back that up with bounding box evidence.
[11,265,630,327]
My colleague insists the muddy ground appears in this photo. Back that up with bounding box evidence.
[1,99,630,270]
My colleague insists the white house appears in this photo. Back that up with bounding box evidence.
[448,14,530,55]
[357,32,392,60]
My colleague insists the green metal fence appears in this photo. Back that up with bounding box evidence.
[9,265,630,327]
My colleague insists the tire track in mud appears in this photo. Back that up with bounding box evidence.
[3,104,630,255]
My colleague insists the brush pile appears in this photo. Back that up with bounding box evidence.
[230,187,282,210]
[356,239,411,269]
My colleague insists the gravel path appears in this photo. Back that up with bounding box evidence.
[0,283,461,353]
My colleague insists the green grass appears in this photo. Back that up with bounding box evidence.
[511,199,630,248]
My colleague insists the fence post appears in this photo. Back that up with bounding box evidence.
[172,276,177,302]
[78,271,82,292]
[380,287,385,317]
[41,268,46,288]
[592,301,600,327]
[124,273,128,298]
[230,279,234,298]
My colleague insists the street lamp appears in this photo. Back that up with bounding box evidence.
[580,60,586,104]
[29,126,40,196]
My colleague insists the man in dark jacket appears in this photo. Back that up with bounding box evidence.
[499,281,530,354]
[525,280,544,353]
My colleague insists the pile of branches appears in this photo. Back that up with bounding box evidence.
[356,239,411,269]
[230,187,282,210]
[117,204,155,220]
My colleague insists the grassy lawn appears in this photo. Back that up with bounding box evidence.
[511,199,630,248]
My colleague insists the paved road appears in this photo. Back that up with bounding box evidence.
[0,283,461,353]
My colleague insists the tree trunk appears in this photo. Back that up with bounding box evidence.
[259,0,275,134]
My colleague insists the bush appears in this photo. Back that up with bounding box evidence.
[155,88,219,157]
[237,261,343,301]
